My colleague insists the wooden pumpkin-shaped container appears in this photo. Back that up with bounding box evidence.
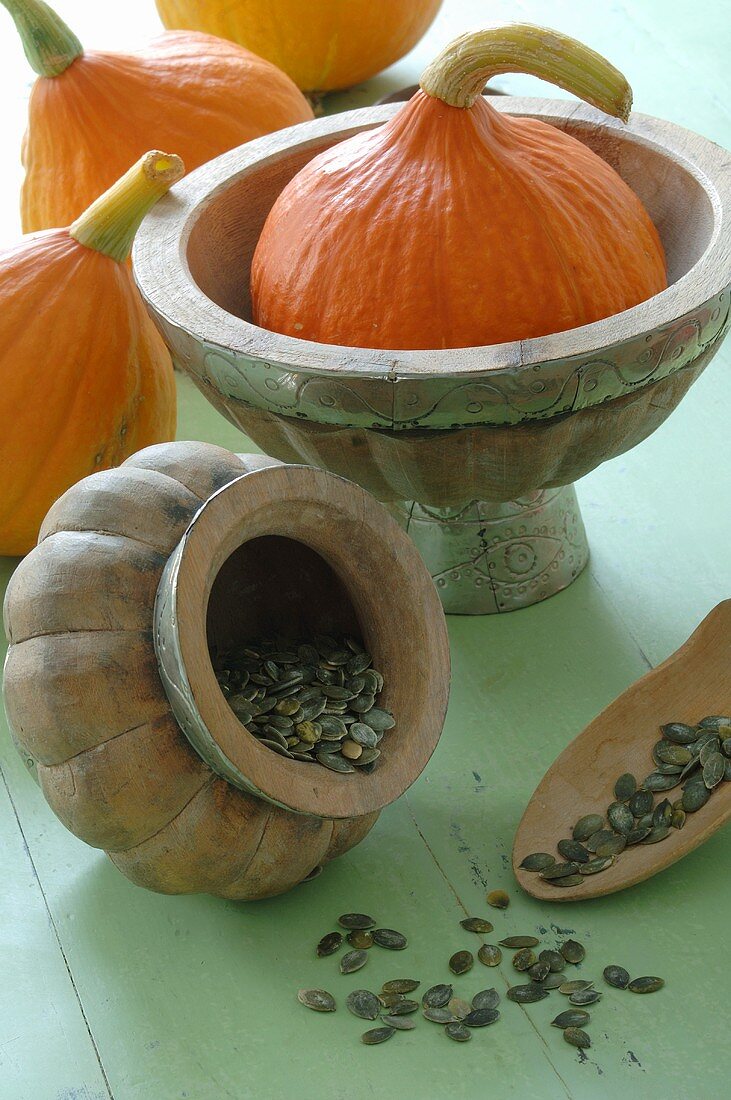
[3,442,449,899]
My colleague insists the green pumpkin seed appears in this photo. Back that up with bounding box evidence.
[564,1027,591,1049]
[346,990,380,1020]
[558,980,593,995]
[519,853,556,872]
[671,807,687,829]
[423,1006,458,1024]
[560,939,586,964]
[721,738,731,757]
[557,840,591,863]
[552,1009,590,1029]
[349,723,378,748]
[607,802,634,835]
[642,772,681,792]
[449,951,474,976]
[340,950,369,974]
[316,931,343,957]
[596,835,627,858]
[529,961,550,981]
[499,936,539,949]
[628,976,664,994]
[682,783,711,812]
[422,984,452,1008]
[614,772,638,801]
[652,799,673,828]
[654,741,692,767]
[486,889,510,909]
[585,830,616,853]
[569,989,602,1005]
[347,929,374,950]
[540,862,581,880]
[372,928,407,950]
[444,1022,471,1042]
[698,715,731,729]
[382,979,420,995]
[361,1026,395,1045]
[699,738,721,765]
[626,825,652,845]
[298,988,336,1012]
[477,944,502,967]
[629,789,654,817]
[471,988,500,1011]
[703,751,725,788]
[381,1014,415,1031]
[603,965,629,989]
[580,855,615,874]
[512,948,537,971]
[463,1008,500,1027]
[338,913,375,930]
[317,752,355,773]
[640,825,671,844]
[460,917,494,933]
[661,722,697,744]
[507,984,549,1003]
[573,814,605,841]
[363,707,395,731]
[352,746,381,766]
[553,875,585,887]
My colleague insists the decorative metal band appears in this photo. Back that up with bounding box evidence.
[160,289,730,431]
[387,486,589,614]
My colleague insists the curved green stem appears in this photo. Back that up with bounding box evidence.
[1,0,83,77]
[420,23,632,122]
[70,152,185,264]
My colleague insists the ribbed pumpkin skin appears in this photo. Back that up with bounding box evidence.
[0,233,176,554]
[155,0,442,92]
[21,31,313,232]
[251,93,667,350]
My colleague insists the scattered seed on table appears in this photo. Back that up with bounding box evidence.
[388,999,419,1016]
[519,853,556,872]
[381,1015,415,1030]
[542,973,565,990]
[347,929,374,950]
[564,1027,591,1049]
[448,997,472,1020]
[471,988,500,1011]
[382,979,420,995]
[478,944,502,967]
[603,965,630,989]
[316,931,343,957]
[338,913,375,930]
[423,1006,458,1023]
[560,939,586,964]
[569,989,602,1006]
[512,948,537,971]
[378,992,405,1009]
[499,936,539,949]
[445,1021,471,1042]
[340,949,369,974]
[346,990,380,1020]
[552,1009,590,1029]
[298,988,336,1012]
[507,984,549,1003]
[423,984,453,1008]
[628,976,664,994]
[372,928,408,950]
[463,1007,500,1027]
[559,980,593,995]
[361,1026,395,1045]
[529,961,550,981]
[449,950,474,976]
[486,890,510,909]
[460,917,494,933]
[539,950,566,973]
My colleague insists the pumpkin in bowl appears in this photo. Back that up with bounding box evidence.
[251,24,667,350]
[155,0,443,92]
[1,0,313,232]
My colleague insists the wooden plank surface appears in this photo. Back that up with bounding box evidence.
[1,1,730,1097]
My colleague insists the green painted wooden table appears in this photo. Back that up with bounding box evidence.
[1,2,730,1097]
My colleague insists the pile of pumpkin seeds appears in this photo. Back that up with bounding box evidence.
[213,635,394,772]
[298,901,664,1049]
[520,715,731,889]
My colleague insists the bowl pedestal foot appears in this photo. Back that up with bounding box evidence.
[386,485,589,614]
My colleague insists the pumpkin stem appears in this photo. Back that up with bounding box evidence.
[1,0,83,77]
[70,152,185,264]
[420,23,632,121]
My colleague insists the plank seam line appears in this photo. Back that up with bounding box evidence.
[0,765,115,1100]
[404,794,575,1100]
[591,573,654,670]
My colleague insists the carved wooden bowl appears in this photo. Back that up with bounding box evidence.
[134,99,731,613]
[3,442,449,899]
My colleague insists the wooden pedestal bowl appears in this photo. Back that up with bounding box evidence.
[133,99,731,614]
[3,442,449,900]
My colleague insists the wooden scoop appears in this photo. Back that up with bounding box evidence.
[513,601,731,901]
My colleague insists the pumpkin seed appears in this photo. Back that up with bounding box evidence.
[372,928,408,950]
[542,973,566,990]
[349,723,378,748]
[682,783,711,812]
[499,936,539,949]
[703,751,725,788]
[661,722,697,744]
[642,772,681,792]
[573,814,605,841]
[471,988,500,1011]
[699,738,721,765]
[423,1006,458,1023]
[653,798,673,828]
[564,1027,591,1049]
[449,951,474,976]
[558,980,593,995]
[361,1026,395,1045]
[580,855,615,874]
[363,707,395,731]
[722,738,731,757]
[698,715,731,729]
[519,853,556,872]
[347,929,374,950]
[317,753,355,773]
[388,998,419,1016]
[444,1022,471,1042]
[552,1009,590,1029]
[540,862,581,880]
[596,834,627,858]
[381,1014,415,1031]
[378,992,405,1009]
[298,988,336,1012]
[629,789,654,817]
[382,979,420,995]
[340,950,369,974]
[460,917,494,933]
[628,976,664,994]
[486,889,510,909]
[671,807,686,829]
[463,1007,500,1027]
[603,965,630,989]
[640,825,671,844]
[422,984,452,1008]
[447,996,472,1020]
[529,961,550,982]
[539,949,566,972]
[653,741,692,767]
[553,875,585,887]
[477,944,502,967]
[613,771,638,801]
[316,931,343,957]
[507,984,549,1003]
[346,990,380,1020]
[560,939,586,964]
[607,802,634,835]
[585,830,616,853]
[557,839,591,863]
[569,989,602,1005]
[338,913,376,930]
[512,948,537,971]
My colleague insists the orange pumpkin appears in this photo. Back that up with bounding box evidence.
[1,0,313,232]
[155,0,443,92]
[0,152,182,556]
[251,25,667,351]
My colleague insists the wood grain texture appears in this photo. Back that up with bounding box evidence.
[513,601,731,901]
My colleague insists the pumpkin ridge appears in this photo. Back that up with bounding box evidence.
[106,774,217,853]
